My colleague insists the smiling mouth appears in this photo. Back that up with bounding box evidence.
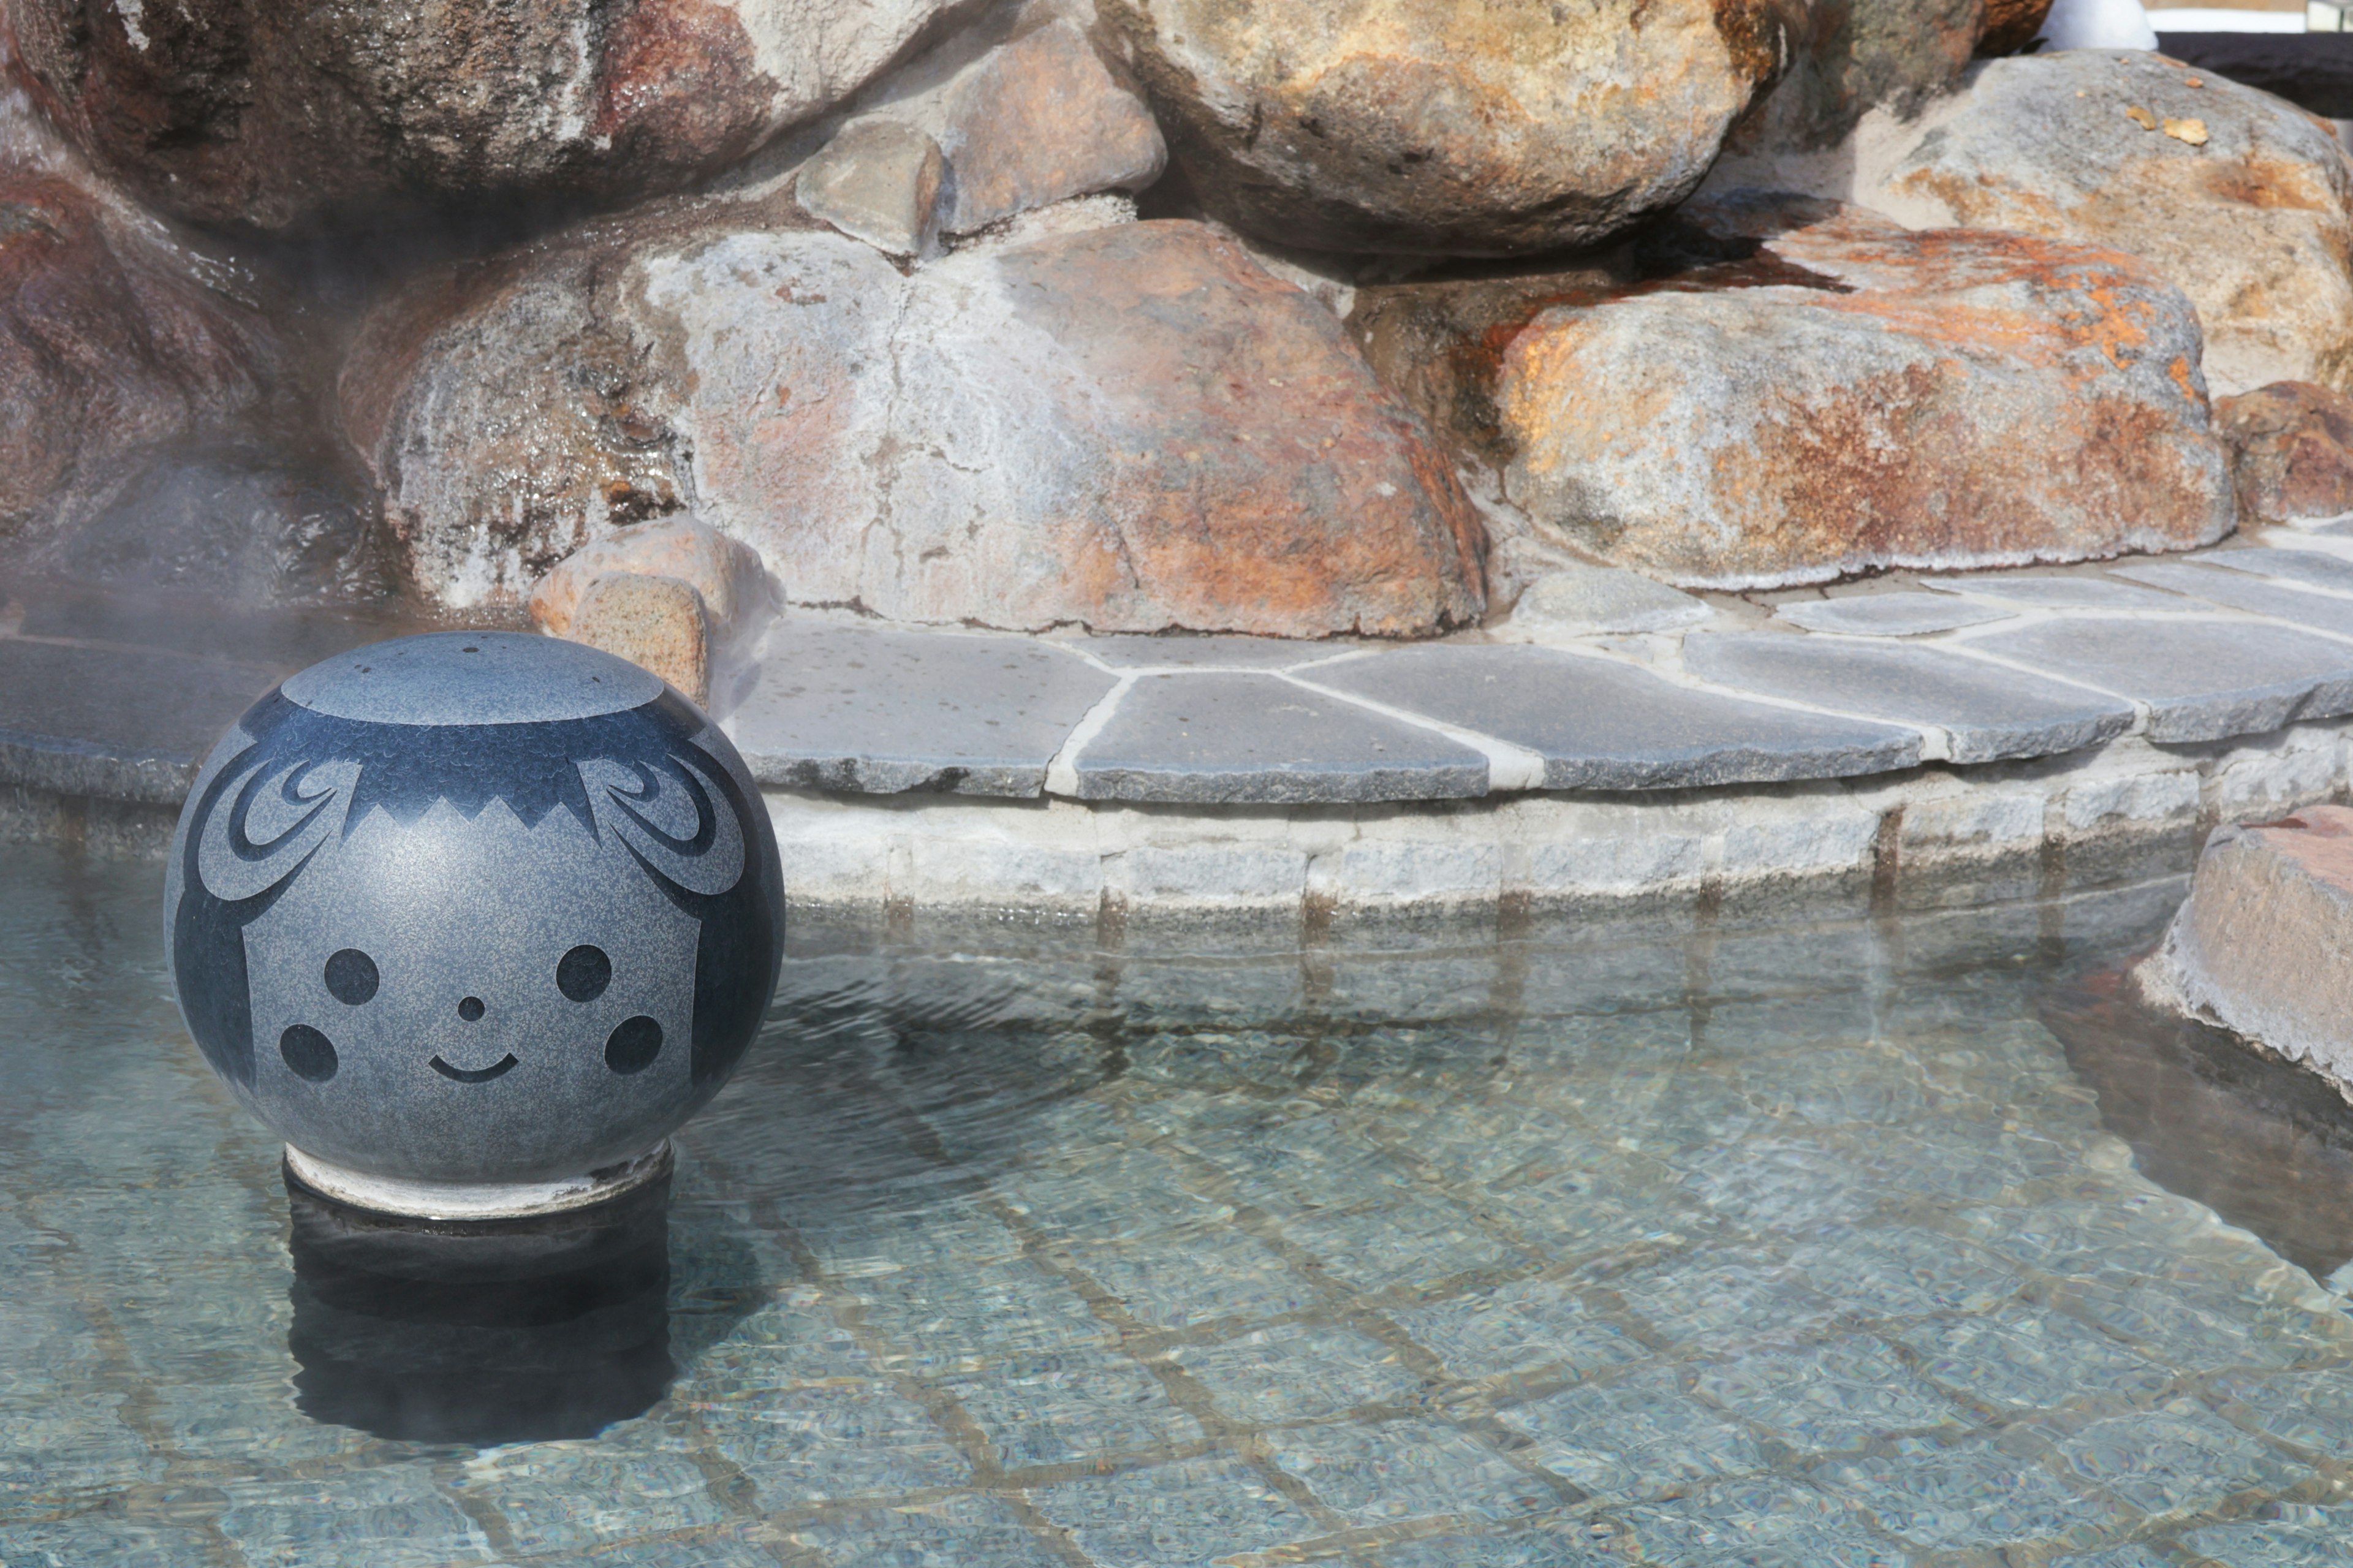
[430,1053,519,1084]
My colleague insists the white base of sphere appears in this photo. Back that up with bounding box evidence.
[283,1142,673,1221]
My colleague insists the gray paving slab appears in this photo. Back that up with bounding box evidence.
[728,621,1117,797]
[1060,635,1358,670]
[1681,634,2134,765]
[1957,616,2353,743]
[2112,560,2353,639]
[1302,645,1919,791]
[0,637,277,803]
[1918,575,2188,611]
[2199,547,2353,596]
[1772,594,2014,637]
[1070,673,1487,803]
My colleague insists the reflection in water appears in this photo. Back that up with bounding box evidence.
[285,1168,674,1445]
[2045,965,2353,1284]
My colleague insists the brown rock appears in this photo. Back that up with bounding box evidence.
[1365,195,2231,589]
[797,118,945,258]
[0,172,279,548]
[2217,381,2353,526]
[344,209,1484,636]
[1728,0,1984,153]
[929,17,1165,237]
[2,0,960,232]
[566,571,711,704]
[529,515,770,646]
[2143,806,2353,1105]
[1099,0,1794,256]
[1977,0,2055,56]
[1868,51,2353,396]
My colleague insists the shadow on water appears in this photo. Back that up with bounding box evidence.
[2044,964,2353,1286]
[285,1171,678,1447]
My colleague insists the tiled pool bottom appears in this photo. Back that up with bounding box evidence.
[8,851,2353,1567]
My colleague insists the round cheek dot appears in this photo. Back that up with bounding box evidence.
[323,949,378,1006]
[604,1016,663,1075]
[280,1025,339,1083]
[558,944,612,1002]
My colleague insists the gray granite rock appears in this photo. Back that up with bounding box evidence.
[1959,616,2353,742]
[1772,594,2014,637]
[1917,575,2189,611]
[1681,634,2134,764]
[1305,645,1919,791]
[727,622,1115,796]
[798,118,947,257]
[2113,561,2353,639]
[0,638,277,803]
[1064,636,1351,671]
[1499,563,1713,643]
[1070,673,1487,803]
[2200,548,2353,596]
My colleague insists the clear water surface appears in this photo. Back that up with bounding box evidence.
[6,844,2353,1567]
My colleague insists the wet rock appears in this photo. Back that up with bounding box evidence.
[1441,196,2231,590]
[1978,0,2057,56]
[344,210,1484,637]
[0,172,284,558]
[566,571,712,704]
[529,515,771,652]
[1098,0,1794,256]
[797,118,945,257]
[1,0,963,232]
[2143,806,2353,1104]
[2217,382,2353,526]
[1867,51,2353,396]
[915,15,1164,236]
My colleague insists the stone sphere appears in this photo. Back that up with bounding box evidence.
[164,632,785,1213]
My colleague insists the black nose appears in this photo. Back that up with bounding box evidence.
[458,997,485,1022]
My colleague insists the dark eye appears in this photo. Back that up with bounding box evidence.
[281,1025,338,1082]
[605,1016,662,1075]
[558,945,611,1002]
[324,950,378,1006]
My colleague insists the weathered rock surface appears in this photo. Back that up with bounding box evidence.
[912,14,1164,236]
[2218,382,2353,526]
[0,172,282,553]
[2,0,963,231]
[1868,51,2353,397]
[529,514,770,649]
[1374,196,2232,590]
[2143,806,2353,1102]
[1099,0,1793,256]
[797,118,945,257]
[344,210,1483,636]
[1977,0,2056,56]
[1497,562,1712,644]
[1727,0,1984,154]
[567,570,712,704]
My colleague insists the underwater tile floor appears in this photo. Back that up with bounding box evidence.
[7,846,2353,1566]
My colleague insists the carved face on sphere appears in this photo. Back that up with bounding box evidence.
[164,634,785,1187]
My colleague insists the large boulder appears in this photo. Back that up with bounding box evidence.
[1,0,963,232]
[1727,0,1985,153]
[343,206,1484,637]
[0,171,282,555]
[1097,0,1794,256]
[1358,196,2233,590]
[2142,806,2353,1103]
[1866,51,2353,398]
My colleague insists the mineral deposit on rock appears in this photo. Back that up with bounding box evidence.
[0,173,280,547]
[1454,197,2232,589]
[1869,51,2353,396]
[1,0,962,230]
[2145,806,2353,1102]
[344,210,1483,637]
[2218,382,2353,526]
[1100,0,1793,255]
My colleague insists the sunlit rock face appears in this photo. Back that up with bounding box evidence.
[1867,51,2353,398]
[342,205,1485,637]
[1099,0,1794,256]
[1,0,963,232]
[1360,195,2232,590]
